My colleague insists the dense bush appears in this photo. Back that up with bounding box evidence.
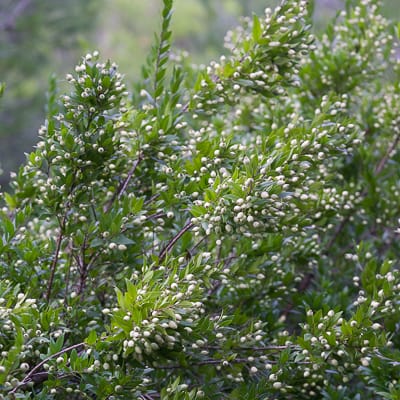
[1,0,400,398]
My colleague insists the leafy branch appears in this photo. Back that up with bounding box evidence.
[9,342,86,395]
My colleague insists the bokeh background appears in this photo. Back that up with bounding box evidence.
[1,0,399,186]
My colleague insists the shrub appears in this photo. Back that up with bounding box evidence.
[1,0,400,398]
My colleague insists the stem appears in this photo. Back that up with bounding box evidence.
[45,216,66,302]
[203,345,293,351]
[80,251,102,292]
[156,357,253,369]
[146,211,166,221]
[156,356,310,370]
[189,236,208,256]
[281,272,315,317]
[326,214,350,250]
[77,242,88,298]
[375,132,400,175]
[118,157,142,200]
[139,395,158,400]
[159,221,194,262]
[63,251,73,306]
[104,155,142,212]
[9,343,86,394]
[144,193,160,205]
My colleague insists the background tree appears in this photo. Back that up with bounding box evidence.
[0,0,100,186]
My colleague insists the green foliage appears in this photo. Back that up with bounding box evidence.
[1,0,400,398]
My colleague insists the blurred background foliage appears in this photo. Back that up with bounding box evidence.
[0,0,399,186]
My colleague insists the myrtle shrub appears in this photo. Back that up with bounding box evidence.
[1,0,400,398]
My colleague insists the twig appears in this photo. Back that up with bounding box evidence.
[326,214,350,250]
[203,345,293,351]
[155,354,310,370]
[9,342,86,394]
[104,155,142,212]
[63,251,73,306]
[156,357,254,369]
[46,216,66,302]
[146,211,166,221]
[144,193,160,205]
[77,234,89,297]
[211,254,239,265]
[159,221,194,262]
[156,356,310,369]
[77,249,103,297]
[188,236,208,256]
[375,132,400,175]
[118,157,143,199]
[139,395,158,400]
[281,272,315,317]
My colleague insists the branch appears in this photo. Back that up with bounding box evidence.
[157,356,310,370]
[326,214,351,250]
[144,193,160,205]
[63,251,73,305]
[45,215,66,302]
[203,345,293,351]
[104,154,142,212]
[76,247,103,299]
[375,131,400,175]
[281,272,315,317]
[159,221,194,262]
[139,395,159,400]
[77,234,89,297]
[9,342,86,394]
[156,357,256,369]
[156,354,310,370]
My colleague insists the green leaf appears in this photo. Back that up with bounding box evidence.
[114,235,135,245]
[2,217,15,237]
[86,330,97,346]
[4,193,16,209]
[252,14,262,42]
[116,287,126,310]
[69,349,78,369]
[190,205,206,217]
[50,334,64,355]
